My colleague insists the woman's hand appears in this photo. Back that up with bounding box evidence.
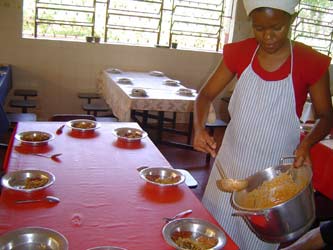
[293,142,312,168]
[280,227,325,250]
[193,128,217,158]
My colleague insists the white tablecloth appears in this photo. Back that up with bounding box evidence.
[97,70,197,121]
[300,97,333,123]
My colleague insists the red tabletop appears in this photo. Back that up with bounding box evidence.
[310,137,333,200]
[0,122,239,250]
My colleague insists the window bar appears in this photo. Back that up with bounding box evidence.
[169,0,176,46]
[34,0,96,39]
[34,1,38,38]
[105,0,162,44]
[170,0,225,51]
[104,0,110,42]
[215,1,224,52]
[156,0,164,46]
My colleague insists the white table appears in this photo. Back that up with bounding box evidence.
[97,70,200,146]
[97,70,197,122]
[300,96,333,123]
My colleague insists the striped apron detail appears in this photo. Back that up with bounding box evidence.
[202,41,300,250]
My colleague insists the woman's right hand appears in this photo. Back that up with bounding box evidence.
[193,128,217,158]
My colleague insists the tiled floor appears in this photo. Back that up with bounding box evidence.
[154,124,226,200]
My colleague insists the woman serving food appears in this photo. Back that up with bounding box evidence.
[193,0,333,249]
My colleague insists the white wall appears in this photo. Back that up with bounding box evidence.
[0,0,225,120]
[1,0,331,121]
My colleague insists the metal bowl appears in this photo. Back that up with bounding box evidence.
[15,131,55,146]
[66,119,101,132]
[87,247,127,250]
[106,68,122,74]
[130,88,148,97]
[1,169,55,193]
[139,167,185,187]
[149,71,164,77]
[163,79,180,86]
[116,77,133,84]
[176,88,196,97]
[162,218,226,250]
[0,227,68,250]
[113,127,147,142]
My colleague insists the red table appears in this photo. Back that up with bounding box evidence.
[0,122,239,250]
[310,136,333,200]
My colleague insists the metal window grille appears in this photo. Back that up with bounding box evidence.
[170,0,232,51]
[34,0,96,41]
[293,2,333,56]
[24,0,233,52]
[104,0,163,46]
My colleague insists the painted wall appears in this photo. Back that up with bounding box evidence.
[1,0,331,121]
[0,0,228,120]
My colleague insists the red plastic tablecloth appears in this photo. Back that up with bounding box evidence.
[310,139,333,200]
[0,122,239,250]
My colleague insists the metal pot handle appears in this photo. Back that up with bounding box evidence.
[279,156,295,165]
[232,211,270,221]
[232,211,266,217]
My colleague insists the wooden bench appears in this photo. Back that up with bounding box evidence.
[82,102,111,117]
[78,93,101,104]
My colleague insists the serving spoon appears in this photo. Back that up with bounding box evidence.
[215,159,248,193]
[16,195,60,204]
[30,153,62,160]
[163,209,192,222]
[56,124,65,135]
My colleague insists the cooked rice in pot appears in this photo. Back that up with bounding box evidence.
[242,172,306,209]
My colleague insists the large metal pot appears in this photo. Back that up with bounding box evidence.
[232,158,315,243]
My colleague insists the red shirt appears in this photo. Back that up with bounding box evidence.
[223,38,331,117]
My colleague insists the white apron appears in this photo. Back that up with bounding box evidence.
[202,42,300,250]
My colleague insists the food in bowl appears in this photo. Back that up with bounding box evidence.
[15,131,55,146]
[71,120,96,129]
[113,127,147,142]
[66,119,100,132]
[2,170,55,192]
[139,167,185,186]
[145,174,181,185]
[172,231,218,250]
[123,129,142,139]
[241,171,306,209]
[24,176,49,189]
[162,218,226,250]
[0,227,68,250]
[21,132,50,142]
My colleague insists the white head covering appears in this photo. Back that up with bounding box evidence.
[243,0,299,16]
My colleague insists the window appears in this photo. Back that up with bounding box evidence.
[292,1,333,57]
[22,0,235,52]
